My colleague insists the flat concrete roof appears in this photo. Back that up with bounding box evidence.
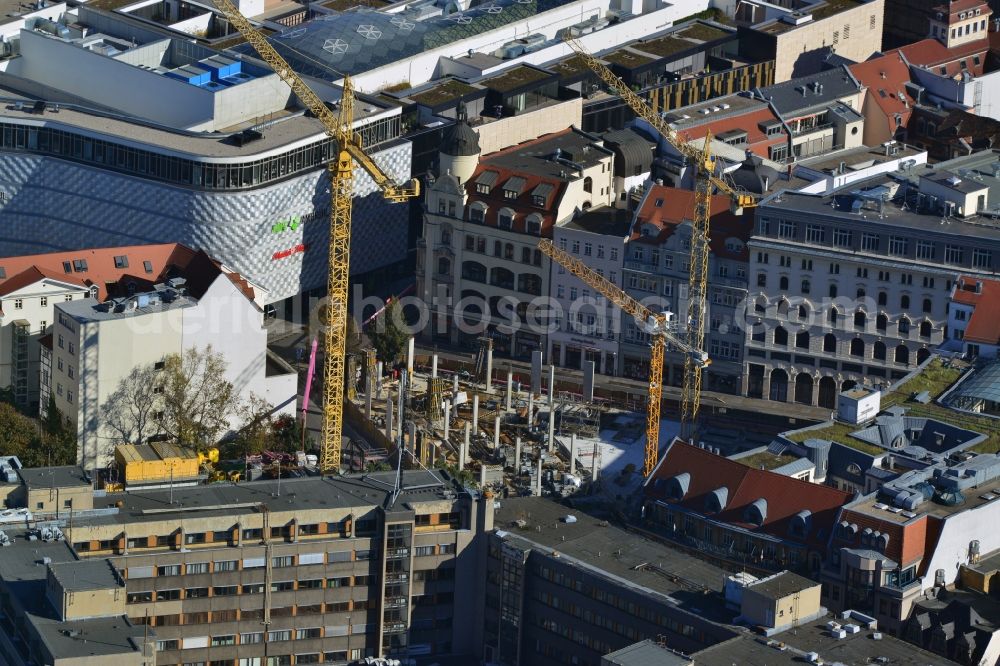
[747,570,818,599]
[49,559,121,592]
[495,497,731,607]
[17,465,90,489]
[31,614,147,660]
[75,469,458,527]
[694,615,959,665]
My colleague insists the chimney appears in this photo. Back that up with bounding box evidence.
[977,280,983,294]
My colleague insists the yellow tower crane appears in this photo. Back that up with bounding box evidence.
[564,37,756,451]
[537,239,709,476]
[214,0,420,472]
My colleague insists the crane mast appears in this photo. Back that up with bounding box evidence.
[537,239,707,476]
[213,0,418,472]
[563,37,756,448]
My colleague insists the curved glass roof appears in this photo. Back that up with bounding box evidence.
[948,360,1000,409]
[246,0,557,78]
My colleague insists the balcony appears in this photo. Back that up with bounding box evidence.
[386,548,410,559]
[384,597,408,609]
[385,573,409,584]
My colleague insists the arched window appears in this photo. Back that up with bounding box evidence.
[774,326,788,346]
[88,285,99,299]
[856,287,866,299]
[437,257,451,275]
[895,345,910,364]
[504,243,514,260]
[901,294,910,309]
[441,229,452,245]
[583,176,593,194]
[829,284,838,298]
[829,307,840,326]
[755,297,766,314]
[490,267,515,289]
[854,309,867,329]
[923,298,932,314]
[798,304,809,320]
[780,276,789,290]
[517,273,542,296]
[801,279,811,294]
[796,330,810,349]
[469,202,487,224]
[850,337,865,357]
[877,313,888,331]
[494,240,502,257]
[920,320,932,338]
[462,261,487,283]
[873,341,887,361]
[824,333,837,352]
[898,316,911,335]
[498,208,514,230]
[777,299,790,316]
[878,291,888,306]
[526,214,543,235]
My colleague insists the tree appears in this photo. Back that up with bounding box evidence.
[39,397,77,467]
[230,394,277,457]
[160,346,236,447]
[101,364,159,446]
[367,300,408,365]
[0,402,40,463]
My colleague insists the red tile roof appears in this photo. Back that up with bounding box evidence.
[849,52,915,137]
[645,440,853,547]
[0,243,255,304]
[952,275,1000,344]
[633,185,753,262]
[674,106,786,160]
[891,37,989,77]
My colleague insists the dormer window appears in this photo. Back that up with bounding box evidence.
[475,170,499,195]
[502,176,526,201]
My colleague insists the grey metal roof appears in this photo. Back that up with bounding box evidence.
[772,457,815,477]
[758,66,862,117]
[503,176,527,194]
[602,639,693,665]
[602,128,654,179]
[441,119,481,157]
[476,169,500,186]
[532,182,554,199]
[827,442,877,484]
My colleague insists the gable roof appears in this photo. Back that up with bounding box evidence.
[891,37,989,78]
[0,244,256,305]
[953,275,1000,344]
[850,52,915,135]
[633,185,753,261]
[645,440,853,547]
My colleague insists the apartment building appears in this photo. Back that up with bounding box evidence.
[745,150,1000,407]
[946,275,1000,358]
[484,496,739,665]
[0,468,493,666]
[50,254,295,471]
[416,120,617,358]
[620,186,752,394]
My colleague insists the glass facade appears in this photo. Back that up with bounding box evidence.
[0,114,401,191]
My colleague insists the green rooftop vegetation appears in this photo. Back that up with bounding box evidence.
[786,358,1000,455]
[322,0,390,10]
[738,450,800,471]
[636,36,697,58]
[678,23,731,42]
[603,49,656,68]
[485,66,551,92]
[549,54,591,77]
[808,0,863,21]
[673,7,734,26]
[409,79,479,106]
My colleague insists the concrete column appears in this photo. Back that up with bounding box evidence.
[762,373,772,401]
[527,393,534,427]
[443,403,451,440]
[536,457,543,496]
[591,443,600,481]
[472,394,479,427]
[548,364,556,407]
[570,433,577,476]
[365,379,372,421]
[548,409,556,453]
[485,347,494,394]
[811,377,820,407]
[480,465,487,487]
[406,337,415,375]
[461,423,470,470]
[453,373,460,394]
[376,361,383,398]
[431,354,438,379]
[493,415,501,449]
[385,396,394,443]
[515,437,522,470]
[505,371,513,412]
[531,350,542,395]
[583,360,596,403]
[786,372,796,404]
